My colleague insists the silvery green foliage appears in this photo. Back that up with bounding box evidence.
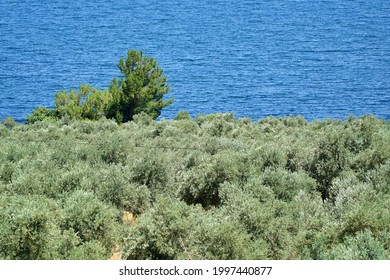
[327,229,389,260]
[0,114,389,259]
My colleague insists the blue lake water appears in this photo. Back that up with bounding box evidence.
[0,0,389,122]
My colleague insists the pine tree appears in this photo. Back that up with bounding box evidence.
[106,50,173,123]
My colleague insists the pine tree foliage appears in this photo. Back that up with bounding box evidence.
[107,50,172,123]
[27,50,173,124]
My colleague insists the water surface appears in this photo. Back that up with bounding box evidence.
[0,0,389,122]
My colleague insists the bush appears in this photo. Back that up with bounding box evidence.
[198,113,235,137]
[61,190,120,257]
[0,162,15,184]
[0,195,60,259]
[174,110,191,121]
[249,144,288,172]
[0,125,10,137]
[1,117,17,129]
[123,197,254,260]
[26,107,59,124]
[177,152,245,208]
[79,165,151,214]
[260,168,317,202]
[366,160,390,194]
[126,150,171,195]
[310,127,350,200]
[328,229,388,260]
[338,193,390,238]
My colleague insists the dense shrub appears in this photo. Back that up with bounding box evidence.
[122,197,254,260]
[260,168,317,202]
[366,160,390,194]
[61,190,120,256]
[1,117,17,129]
[0,195,60,259]
[0,114,389,259]
[327,229,389,260]
[176,151,246,208]
[79,164,151,214]
[310,126,350,200]
[26,107,60,124]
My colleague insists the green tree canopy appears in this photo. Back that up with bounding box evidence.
[27,50,173,124]
[107,50,173,123]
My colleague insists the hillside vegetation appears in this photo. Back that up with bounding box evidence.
[0,113,389,259]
